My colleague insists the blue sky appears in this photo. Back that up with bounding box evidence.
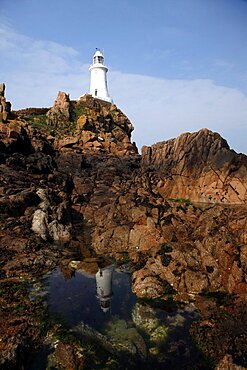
[0,0,247,153]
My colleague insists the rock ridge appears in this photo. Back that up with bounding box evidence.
[142,128,247,204]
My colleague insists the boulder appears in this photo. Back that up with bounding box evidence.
[31,209,48,240]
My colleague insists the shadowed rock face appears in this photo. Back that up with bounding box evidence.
[142,128,247,204]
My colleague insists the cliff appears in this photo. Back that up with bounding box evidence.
[142,128,247,204]
[16,91,138,156]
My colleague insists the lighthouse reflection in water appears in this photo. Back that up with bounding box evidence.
[47,261,136,330]
[96,264,114,313]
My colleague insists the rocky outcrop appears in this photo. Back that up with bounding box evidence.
[1,86,247,368]
[45,92,138,155]
[0,121,32,155]
[142,128,247,204]
[73,94,137,155]
[46,91,71,128]
[51,147,247,297]
[2,91,246,299]
[0,83,11,123]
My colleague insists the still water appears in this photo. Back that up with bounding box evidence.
[47,264,136,330]
[44,262,208,369]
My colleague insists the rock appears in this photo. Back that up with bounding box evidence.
[44,92,138,155]
[0,190,39,216]
[190,295,247,368]
[104,318,147,359]
[46,91,72,129]
[31,209,48,240]
[0,83,11,123]
[132,268,165,298]
[142,128,247,204]
[53,142,246,296]
[73,94,138,155]
[1,90,247,368]
[216,354,247,370]
[48,220,71,242]
[129,221,162,252]
[0,121,31,154]
[36,188,50,210]
[0,82,5,96]
[55,136,78,149]
[53,342,85,370]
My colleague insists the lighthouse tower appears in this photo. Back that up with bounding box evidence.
[89,49,112,103]
[96,264,114,313]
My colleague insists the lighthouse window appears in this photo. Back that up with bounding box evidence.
[95,89,98,96]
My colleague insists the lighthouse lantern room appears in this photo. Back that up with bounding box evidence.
[89,49,112,103]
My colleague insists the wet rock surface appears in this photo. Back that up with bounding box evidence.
[0,88,247,368]
[190,294,247,369]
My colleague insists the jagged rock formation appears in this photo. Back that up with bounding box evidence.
[1,92,246,297]
[0,83,11,123]
[46,92,138,155]
[59,151,246,297]
[142,128,247,204]
[1,86,247,368]
[46,91,71,128]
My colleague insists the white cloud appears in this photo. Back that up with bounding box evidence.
[1,24,246,153]
[109,73,247,153]
[0,24,89,106]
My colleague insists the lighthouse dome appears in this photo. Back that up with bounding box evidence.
[94,50,104,57]
[93,50,104,65]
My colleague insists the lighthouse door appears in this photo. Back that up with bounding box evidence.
[95,89,98,96]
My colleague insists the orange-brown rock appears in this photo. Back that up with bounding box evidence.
[46,91,71,128]
[216,355,247,370]
[57,149,246,297]
[73,94,138,155]
[0,83,11,123]
[1,85,247,367]
[142,128,247,204]
[45,92,138,155]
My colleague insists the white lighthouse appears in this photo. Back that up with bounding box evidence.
[89,49,112,103]
[96,264,114,313]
